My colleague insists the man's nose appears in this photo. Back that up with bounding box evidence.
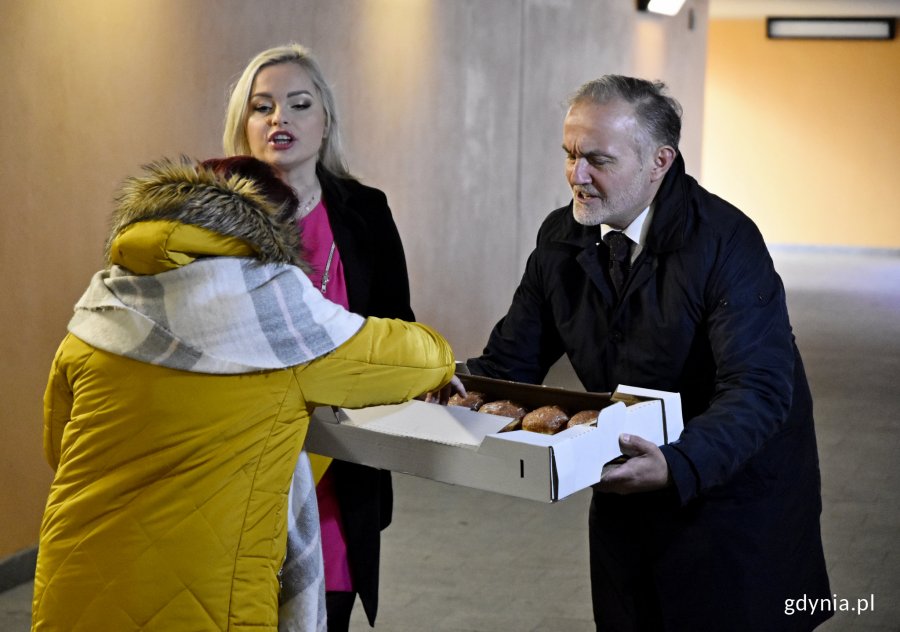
[570,157,590,183]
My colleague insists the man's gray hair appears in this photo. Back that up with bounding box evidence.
[569,75,682,151]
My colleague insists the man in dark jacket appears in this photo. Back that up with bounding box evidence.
[467,76,831,631]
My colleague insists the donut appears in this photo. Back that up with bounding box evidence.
[567,409,600,428]
[479,400,528,420]
[522,405,569,435]
[448,390,486,410]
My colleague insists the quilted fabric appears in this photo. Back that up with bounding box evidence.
[34,318,453,631]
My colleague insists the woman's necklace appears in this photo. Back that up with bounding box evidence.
[297,188,320,219]
[295,183,335,294]
[293,173,322,219]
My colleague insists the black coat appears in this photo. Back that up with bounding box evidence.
[318,168,414,626]
[469,155,831,631]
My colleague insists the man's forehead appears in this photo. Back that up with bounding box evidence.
[563,101,638,152]
[565,99,635,128]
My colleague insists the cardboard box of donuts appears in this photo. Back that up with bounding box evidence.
[307,373,683,502]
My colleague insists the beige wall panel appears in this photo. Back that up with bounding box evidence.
[310,0,525,361]
[633,1,709,176]
[0,0,709,557]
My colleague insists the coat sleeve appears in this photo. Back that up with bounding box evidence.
[361,191,415,321]
[329,181,415,322]
[43,336,78,471]
[296,317,455,408]
[659,219,797,504]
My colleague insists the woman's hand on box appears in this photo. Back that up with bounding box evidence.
[424,375,467,405]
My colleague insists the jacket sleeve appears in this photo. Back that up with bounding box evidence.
[296,317,455,408]
[659,220,797,505]
[43,336,78,471]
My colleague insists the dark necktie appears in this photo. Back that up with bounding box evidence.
[606,231,632,296]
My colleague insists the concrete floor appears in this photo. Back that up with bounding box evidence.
[3,248,898,631]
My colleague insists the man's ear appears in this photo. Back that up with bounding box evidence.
[650,145,677,182]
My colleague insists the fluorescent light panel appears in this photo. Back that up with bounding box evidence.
[767,17,896,40]
[645,0,686,16]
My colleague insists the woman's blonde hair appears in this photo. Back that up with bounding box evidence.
[223,43,353,179]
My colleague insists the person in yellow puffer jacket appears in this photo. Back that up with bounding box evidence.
[32,156,460,632]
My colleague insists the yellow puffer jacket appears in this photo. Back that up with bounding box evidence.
[32,162,454,631]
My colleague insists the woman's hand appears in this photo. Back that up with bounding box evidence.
[425,375,467,405]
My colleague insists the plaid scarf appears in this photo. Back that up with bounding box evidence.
[279,450,327,631]
[68,257,363,374]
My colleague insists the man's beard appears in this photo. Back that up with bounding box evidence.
[572,197,604,226]
[570,174,648,228]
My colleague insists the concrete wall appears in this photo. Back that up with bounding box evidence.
[0,0,709,558]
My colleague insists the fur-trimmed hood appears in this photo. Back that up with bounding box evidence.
[105,157,302,268]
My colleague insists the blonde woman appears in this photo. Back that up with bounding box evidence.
[225,44,417,631]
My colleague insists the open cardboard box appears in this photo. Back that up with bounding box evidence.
[306,374,683,502]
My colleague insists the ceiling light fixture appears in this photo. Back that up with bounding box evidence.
[637,0,687,17]
[767,17,896,40]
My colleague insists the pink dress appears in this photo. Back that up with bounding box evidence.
[298,200,353,592]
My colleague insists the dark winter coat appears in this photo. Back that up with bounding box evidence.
[468,154,831,631]
[316,168,415,626]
